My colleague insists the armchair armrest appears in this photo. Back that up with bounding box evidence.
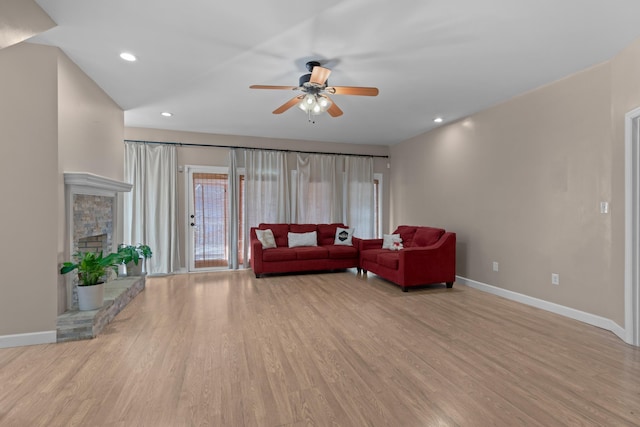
[359,238,384,251]
[398,232,456,285]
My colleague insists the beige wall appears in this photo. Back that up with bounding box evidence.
[125,127,391,269]
[390,39,640,326]
[56,51,124,313]
[0,43,58,336]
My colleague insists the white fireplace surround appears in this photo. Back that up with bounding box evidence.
[64,172,132,311]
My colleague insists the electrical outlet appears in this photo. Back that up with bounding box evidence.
[551,273,560,285]
[493,262,499,272]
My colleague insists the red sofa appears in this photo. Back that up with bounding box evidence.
[250,223,360,278]
[358,225,456,292]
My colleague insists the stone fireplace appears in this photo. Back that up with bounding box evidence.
[63,173,132,313]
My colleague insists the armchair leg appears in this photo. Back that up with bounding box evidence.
[401,286,408,292]
[357,267,361,273]
[446,282,453,288]
[255,273,262,279]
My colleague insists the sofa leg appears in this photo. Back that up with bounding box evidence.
[255,273,262,279]
[401,286,408,292]
[446,282,453,288]
[357,267,361,273]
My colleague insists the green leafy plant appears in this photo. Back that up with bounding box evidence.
[136,244,152,259]
[60,251,123,286]
[117,244,153,265]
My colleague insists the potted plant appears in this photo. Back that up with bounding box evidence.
[60,251,122,310]
[117,244,152,276]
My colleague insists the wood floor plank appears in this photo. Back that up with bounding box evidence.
[1,269,640,426]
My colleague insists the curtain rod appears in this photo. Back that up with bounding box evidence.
[123,139,389,159]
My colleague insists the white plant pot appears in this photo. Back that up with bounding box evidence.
[77,283,104,311]
[118,263,127,277]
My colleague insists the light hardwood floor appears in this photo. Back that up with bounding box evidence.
[1,270,640,426]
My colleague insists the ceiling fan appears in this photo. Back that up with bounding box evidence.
[249,61,379,119]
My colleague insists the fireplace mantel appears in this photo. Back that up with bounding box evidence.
[62,172,132,313]
[64,172,132,195]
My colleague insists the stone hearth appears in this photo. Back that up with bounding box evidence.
[57,276,145,342]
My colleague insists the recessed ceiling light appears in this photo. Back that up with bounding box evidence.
[161,112,173,117]
[119,52,136,62]
[434,117,444,123]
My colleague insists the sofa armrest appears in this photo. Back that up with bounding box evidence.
[249,227,264,275]
[351,236,362,250]
[359,238,384,251]
[398,232,456,284]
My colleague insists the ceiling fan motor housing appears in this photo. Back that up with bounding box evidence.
[299,73,327,90]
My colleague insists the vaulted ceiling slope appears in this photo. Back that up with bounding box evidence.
[28,0,640,145]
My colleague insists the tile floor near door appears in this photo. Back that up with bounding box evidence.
[1,270,639,426]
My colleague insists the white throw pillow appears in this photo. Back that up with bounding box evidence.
[288,231,318,248]
[382,234,402,250]
[334,227,355,246]
[255,229,276,249]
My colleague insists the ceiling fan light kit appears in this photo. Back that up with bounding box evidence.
[250,61,379,122]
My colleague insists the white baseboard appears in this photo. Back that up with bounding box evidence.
[0,331,57,349]
[456,276,627,342]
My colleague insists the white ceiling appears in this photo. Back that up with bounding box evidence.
[29,0,640,146]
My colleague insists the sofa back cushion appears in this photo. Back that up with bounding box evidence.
[317,223,347,245]
[259,223,290,247]
[290,224,318,234]
[392,226,418,247]
[411,227,446,247]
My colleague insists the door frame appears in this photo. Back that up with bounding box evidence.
[625,106,640,346]
[185,165,229,272]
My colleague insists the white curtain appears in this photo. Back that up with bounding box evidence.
[123,141,180,274]
[294,154,342,223]
[243,149,290,265]
[227,149,239,269]
[344,156,375,238]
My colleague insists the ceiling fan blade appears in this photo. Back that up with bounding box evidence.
[310,66,331,85]
[250,85,298,90]
[273,95,303,114]
[326,97,343,117]
[327,86,379,96]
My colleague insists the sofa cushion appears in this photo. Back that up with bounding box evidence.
[361,249,387,263]
[288,231,318,248]
[334,227,355,245]
[393,226,418,247]
[259,223,289,247]
[263,247,297,262]
[382,234,402,249]
[326,245,358,259]
[295,246,329,260]
[377,252,400,270]
[318,223,347,245]
[290,224,318,234]
[412,227,445,247]
[255,229,276,249]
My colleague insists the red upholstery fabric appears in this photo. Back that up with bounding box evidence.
[377,252,399,270]
[326,245,358,259]
[259,223,289,247]
[393,226,418,247]
[295,246,329,260]
[290,224,318,234]
[317,223,346,245]
[411,227,445,247]
[359,226,456,290]
[250,224,357,277]
[361,248,386,262]
[262,248,297,262]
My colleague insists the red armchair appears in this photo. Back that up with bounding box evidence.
[358,226,456,292]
